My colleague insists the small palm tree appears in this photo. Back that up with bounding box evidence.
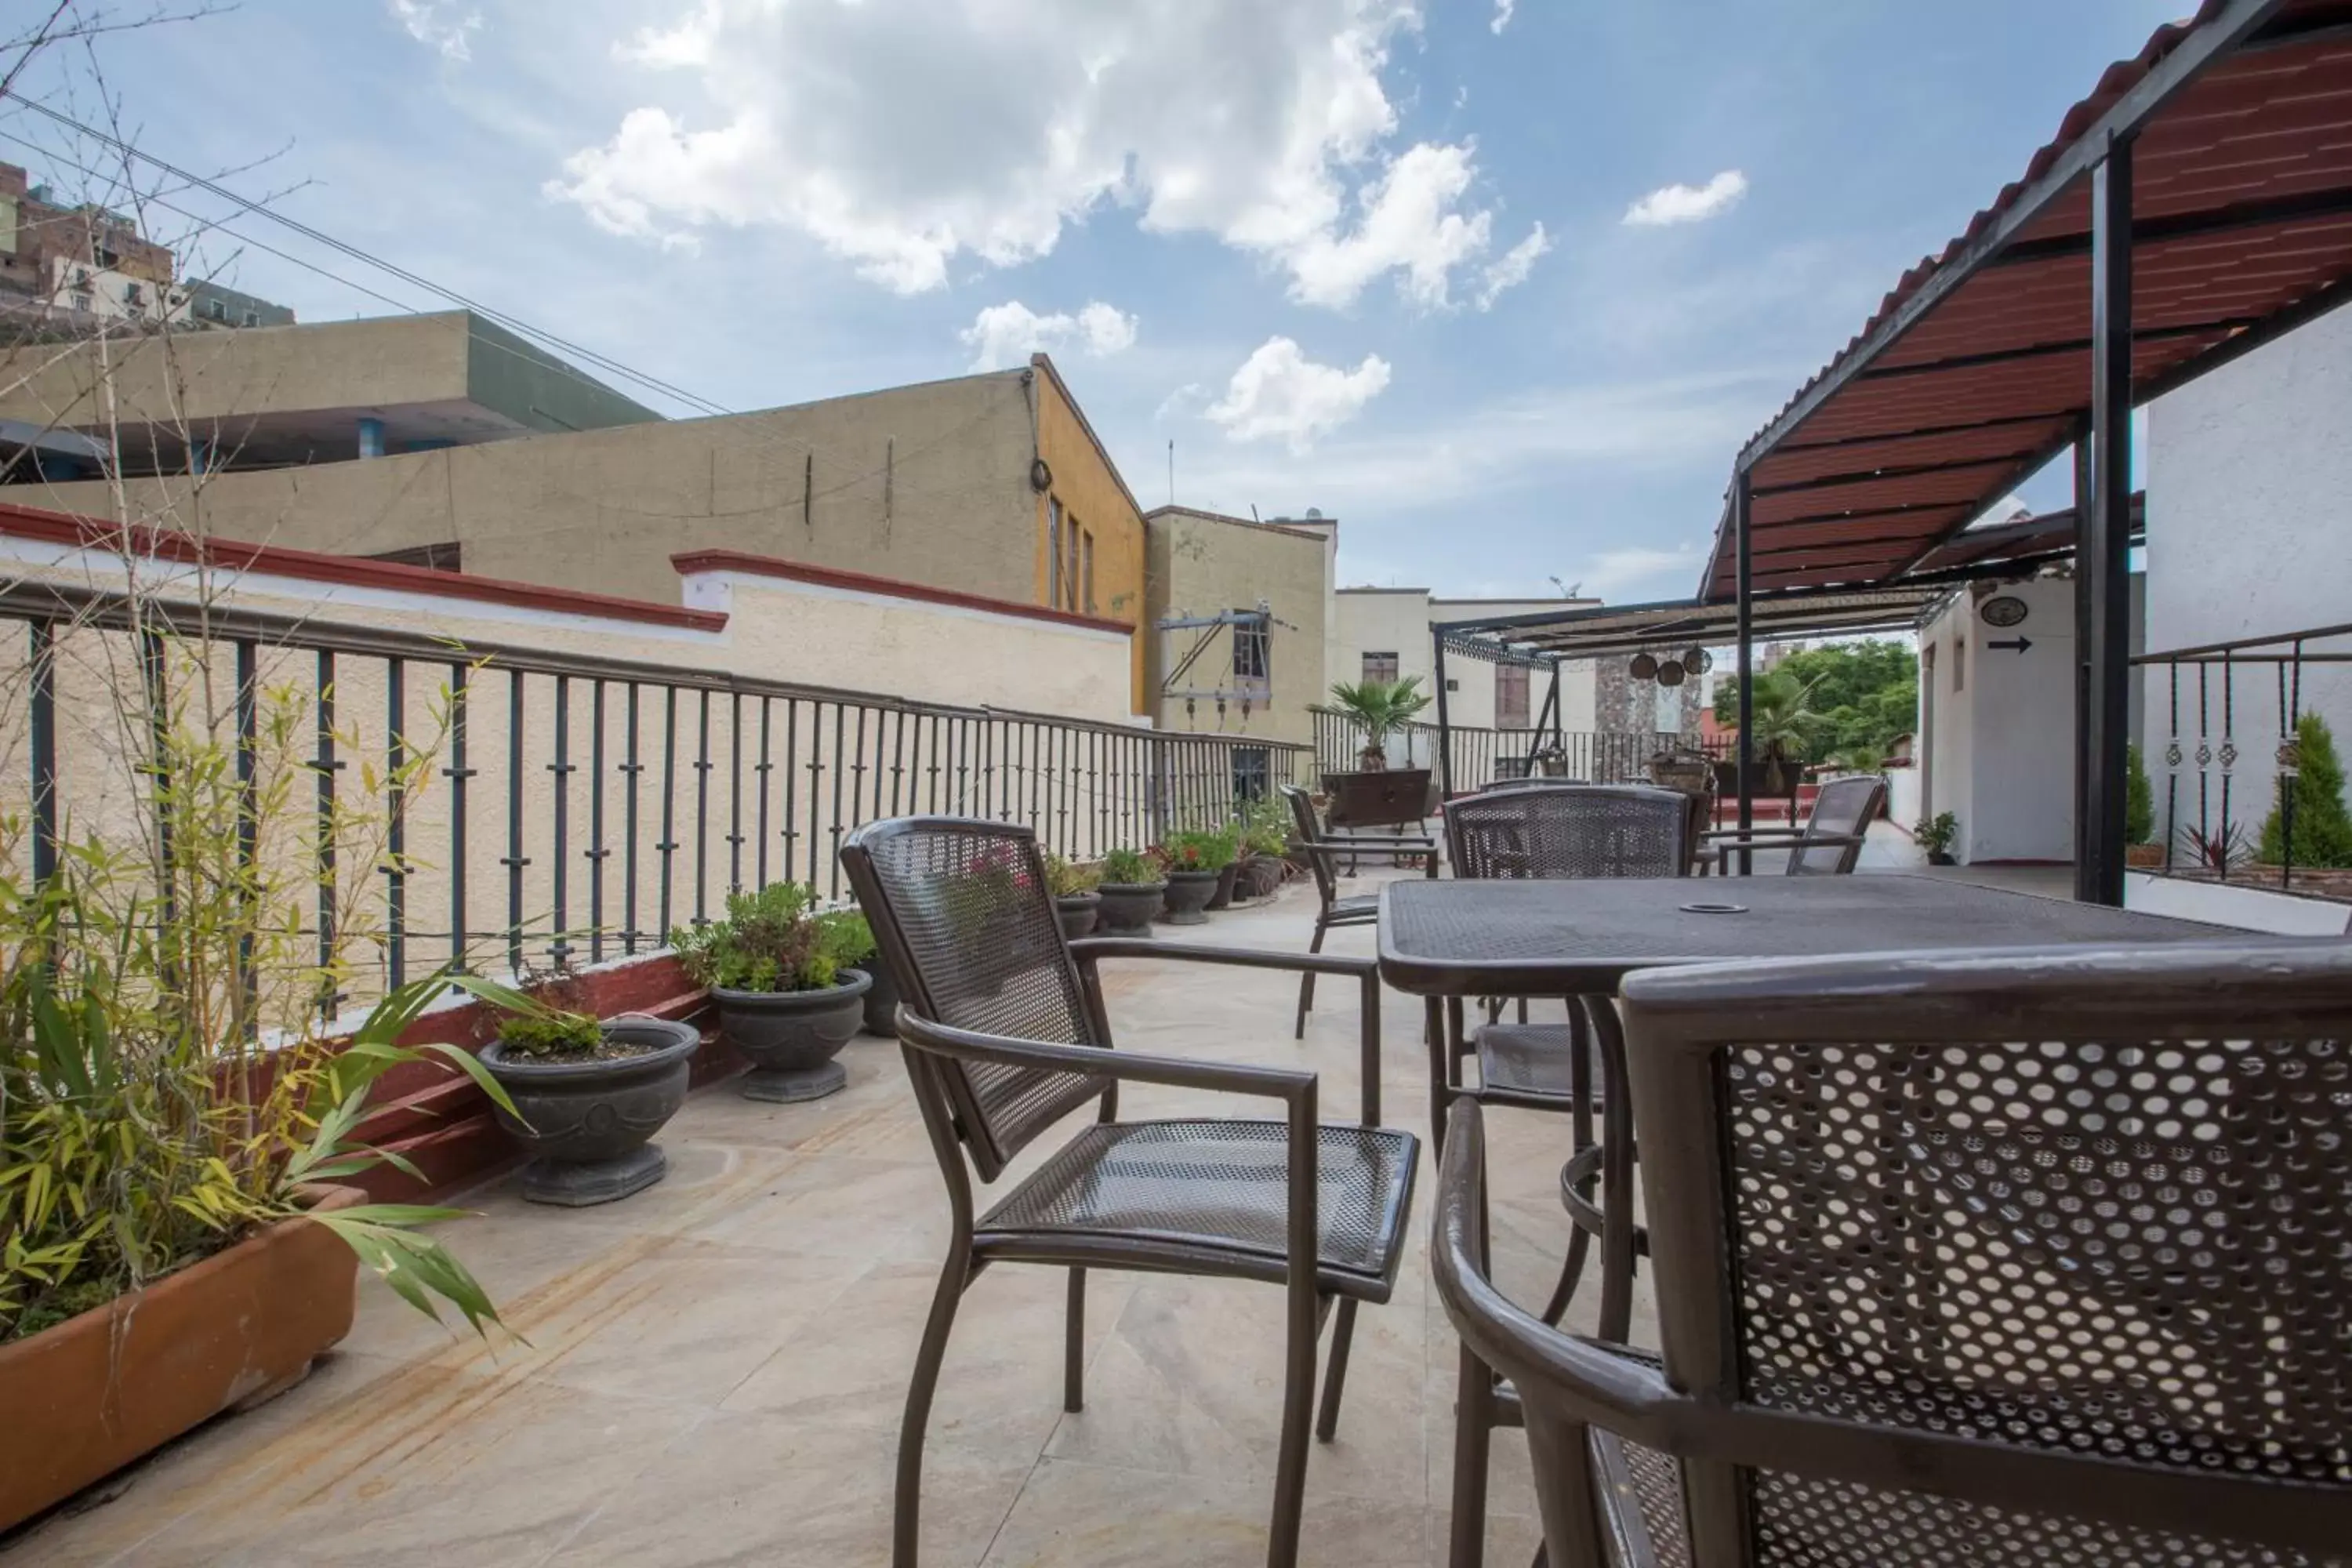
[1329,676,1432,769]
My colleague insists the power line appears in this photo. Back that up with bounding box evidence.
[0,92,733,417]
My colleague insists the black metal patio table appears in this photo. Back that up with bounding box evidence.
[1377,873,2237,1338]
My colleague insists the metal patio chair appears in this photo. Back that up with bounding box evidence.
[1694,771,1884,876]
[1434,942,2352,1568]
[1283,783,1439,1040]
[840,817,1420,1568]
[1434,783,1688,1323]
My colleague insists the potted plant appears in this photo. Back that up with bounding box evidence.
[1327,676,1432,770]
[1095,848,1165,935]
[1914,810,1960,866]
[2125,741,2165,868]
[671,883,873,1102]
[1232,799,1291,902]
[1196,824,1247,911]
[1046,854,1104,939]
[1155,830,1228,925]
[832,909,902,1037]
[479,967,701,1206]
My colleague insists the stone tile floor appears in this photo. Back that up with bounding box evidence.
[3,874,1651,1567]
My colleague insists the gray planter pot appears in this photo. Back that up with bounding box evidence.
[1054,891,1101,941]
[714,970,873,1102]
[1203,862,1240,911]
[858,961,902,1038]
[1161,869,1219,925]
[1096,881,1164,935]
[481,1017,701,1207]
[1240,854,1287,901]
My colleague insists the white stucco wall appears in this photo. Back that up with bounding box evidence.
[2144,299,2352,850]
[1919,576,2077,862]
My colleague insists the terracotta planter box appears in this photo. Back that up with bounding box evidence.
[0,1187,362,1534]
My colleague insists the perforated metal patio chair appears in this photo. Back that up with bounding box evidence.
[840,817,1420,1568]
[1283,783,1439,1040]
[1433,942,2352,1568]
[1694,771,1884,876]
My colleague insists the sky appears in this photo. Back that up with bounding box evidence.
[8,0,2190,604]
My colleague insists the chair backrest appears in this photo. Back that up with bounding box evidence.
[840,816,1107,1181]
[1788,773,1886,875]
[1443,782,1688,881]
[1280,785,1341,910]
[1586,941,2352,1565]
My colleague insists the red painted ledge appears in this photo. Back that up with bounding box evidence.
[672,547,1133,636]
[0,501,730,633]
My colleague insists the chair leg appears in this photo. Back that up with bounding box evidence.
[1537,1223,1591,1328]
[893,1250,969,1568]
[1448,1343,1497,1568]
[1267,1287,1319,1568]
[1294,920,1327,1040]
[1064,1266,1085,1414]
[1314,1297,1357,1442]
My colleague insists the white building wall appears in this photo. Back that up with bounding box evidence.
[1919,576,2076,862]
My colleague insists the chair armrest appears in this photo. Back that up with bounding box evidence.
[895,1007,1314,1109]
[1298,837,1440,857]
[1069,938,1387,1125]
[1697,827,1810,846]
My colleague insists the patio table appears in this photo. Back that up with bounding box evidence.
[1377,873,2238,1337]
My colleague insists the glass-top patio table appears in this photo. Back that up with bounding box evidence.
[1377,873,2240,1336]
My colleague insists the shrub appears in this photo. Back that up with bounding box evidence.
[1101,848,1156,884]
[1159,825,1240,873]
[1044,854,1102,898]
[492,966,608,1062]
[670,882,858,994]
[2260,713,2352,868]
[2125,742,2155,847]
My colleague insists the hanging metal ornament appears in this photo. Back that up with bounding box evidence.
[1684,648,1714,675]
[1629,652,1658,681]
[1657,659,1686,688]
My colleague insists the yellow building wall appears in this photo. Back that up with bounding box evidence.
[1029,360,1149,714]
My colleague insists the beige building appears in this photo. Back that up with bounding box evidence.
[1142,506,1332,752]
[5,313,1153,713]
[1333,587,1602,735]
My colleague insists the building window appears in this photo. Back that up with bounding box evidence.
[1065,517,1083,612]
[368,541,464,572]
[1496,663,1530,730]
[1231,746,1271,803]
[1081,529,1095,615]
[1047,496,1063,606]
[1954,637,1967,693]
[241,309,259,327]
[1232,610,1270,698]
[1362,651,1399,684]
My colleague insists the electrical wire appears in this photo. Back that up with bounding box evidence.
[0,92,732,417]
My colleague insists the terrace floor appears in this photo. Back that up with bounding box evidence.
[2,846,2063,1568]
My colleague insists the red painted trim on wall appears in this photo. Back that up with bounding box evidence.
[0,500,730,632]
[671,547,1133,636]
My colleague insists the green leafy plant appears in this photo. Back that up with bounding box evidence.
[1156,825,1239,873]
[1044,855,1102,898]
[1824,743,1887,775]
[2260,714,2352,868]
[2180,818,2255,875]
[490,966,608,1062]
[820,908,879,967]
[1100,848,1157,885]
[1238,797,1290,858]
[670,883,861,994]
[1715,638,1917,760]
[2125,742,2156,848]
[1327,677,1432,766]
[1912,811,1959,858]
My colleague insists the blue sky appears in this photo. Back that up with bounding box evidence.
[11,0,2186,602]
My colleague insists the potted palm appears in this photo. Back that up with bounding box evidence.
[1327,676,1432,771]
[1047,854,1104,939]
[480,967,701,1206]
[1742,669,1823,795]
[1155,829,1229,925]
[1095,848,1165,935]
[671,884,873,1102]
[1914,811,1960,866]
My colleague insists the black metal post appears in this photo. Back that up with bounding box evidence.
[550,674,572,964]
[1733,470,1756,871]
[2072,419,2095,887]
[503,670,528,975]
[447,662,472,974]
[590,680,608,963]
[28,620,56,887]
[2081,133,2136,906]
[1433,633,1454,800]
[383,655,405,989]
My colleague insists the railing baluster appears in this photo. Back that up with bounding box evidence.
[384,655,405,990]
[622,682,642,954]
[310,647,337,1017]
[830,702,851,897]
[757,695,773,889]
[694,689,713,923]
[447,662,472,974]
[503,669,528,975]
[236,639,259,1029]
[29,620,56,887]
[658,686,679,934]
[590,679,608,964]
[784,698,803,884]
[550,673,572,964]
[728,691,745,895]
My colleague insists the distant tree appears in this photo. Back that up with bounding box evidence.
[2260,714,2352,868]
[1715,640,1918,758]
[2125,742,2154,847]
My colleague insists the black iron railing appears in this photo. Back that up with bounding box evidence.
[11,584,1310,995]
[2134,621,2352,899]
[1310,708,1724,793]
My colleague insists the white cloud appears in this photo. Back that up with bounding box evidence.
[388,0,481,61]
[1578,543,1700,599]
[550,1,1521,308]
[960,300,1139,372]
[1491,0,1515,34]
[1205,338,1392,452]
[1475,222,1550,309]
[1624,169,1749,227]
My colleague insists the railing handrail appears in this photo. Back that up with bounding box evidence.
[2133,620,2352,665]
[0,579,1301,753]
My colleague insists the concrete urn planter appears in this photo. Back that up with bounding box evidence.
[481,1017,702,1207]
[1160,869,1220,926]
[859,961,902,1037]
[1096,882,1164,935]
[0,1187,363,1534]
[1203,862,1240,911]
[1054,892,1102,941]
[714,970,873,1102]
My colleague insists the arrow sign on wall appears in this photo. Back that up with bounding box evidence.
[1987,637,2033,653]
